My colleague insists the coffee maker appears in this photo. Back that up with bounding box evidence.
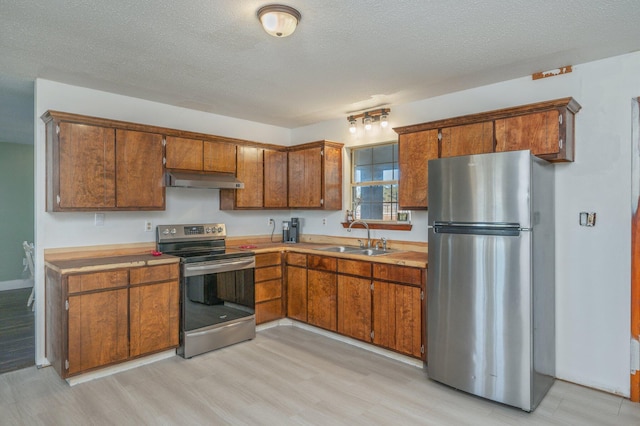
[282,217,300,243]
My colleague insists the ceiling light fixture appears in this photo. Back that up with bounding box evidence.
[257,4,301,38]
[346,108,391,133]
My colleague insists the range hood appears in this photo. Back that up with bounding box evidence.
[165,171,244,189]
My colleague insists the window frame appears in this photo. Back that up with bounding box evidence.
[349,141,408,225]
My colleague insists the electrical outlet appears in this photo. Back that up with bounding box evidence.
[145,221,153,232]
[268,218,274,226]
[322,218,327,225]
[94,213,105,226]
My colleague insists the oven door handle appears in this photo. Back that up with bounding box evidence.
[184,258,256,276]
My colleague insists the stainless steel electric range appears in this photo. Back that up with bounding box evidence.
[156,223,255,358]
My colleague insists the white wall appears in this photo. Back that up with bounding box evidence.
[293,52,640,396]
[34,50,640,396]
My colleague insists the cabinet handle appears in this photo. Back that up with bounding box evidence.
[559,138,563,149]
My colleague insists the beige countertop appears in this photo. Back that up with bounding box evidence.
[229,242,428,268]
[45,253,180,274]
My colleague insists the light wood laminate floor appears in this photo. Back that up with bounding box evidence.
[1,326,639,425]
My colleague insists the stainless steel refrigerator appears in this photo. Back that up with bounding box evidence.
[427,150,555,412]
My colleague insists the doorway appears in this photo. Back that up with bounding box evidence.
[0,77,35,374]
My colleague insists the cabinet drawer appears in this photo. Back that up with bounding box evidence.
[287,252,307,267]
[130,264,179,285]
[337,259,371,277]
[373,264,423,286]
[255,266,282,283]
[256,252,282,268]
[308,255,337,272]
[68,270,129,294]
[256,279,282,302]
[256,299,283,324]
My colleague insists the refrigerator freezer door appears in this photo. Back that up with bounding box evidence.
[428,150,532,228]
[427,228,532,411]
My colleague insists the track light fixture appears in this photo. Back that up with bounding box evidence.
[347,108,390,134]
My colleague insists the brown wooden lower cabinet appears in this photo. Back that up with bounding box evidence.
[45,260,179,379]
[307,269,337,331]
[283,252,425,360]
[286,265,307,322]
[255,252,284,324]
[372,281,423,358]
[67,288,129,375]
[337,275,371,341]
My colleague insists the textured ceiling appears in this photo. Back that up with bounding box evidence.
[1,0,640,144]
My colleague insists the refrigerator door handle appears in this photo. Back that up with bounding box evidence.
[433,222,521,236]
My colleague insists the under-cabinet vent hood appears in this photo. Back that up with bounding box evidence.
[165,171,244,189]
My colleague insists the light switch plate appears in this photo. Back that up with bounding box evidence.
[95,213,105,226]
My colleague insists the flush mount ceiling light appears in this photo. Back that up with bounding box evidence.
[347,108,391,134]
[257,4,301,37]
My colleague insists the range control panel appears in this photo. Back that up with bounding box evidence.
[156,223,226,241]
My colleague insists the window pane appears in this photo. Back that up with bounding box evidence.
[374,163,395,181]
[373,145,394,163]
[354,148,372,166]
[354,165,372,183]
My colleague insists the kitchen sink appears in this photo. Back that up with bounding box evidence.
[314,245,361,253]
[353,248,398,256]
[314,246,399,256]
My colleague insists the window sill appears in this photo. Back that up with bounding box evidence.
[340,222,413,231]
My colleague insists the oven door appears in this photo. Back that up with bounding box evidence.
[183,257,255,331]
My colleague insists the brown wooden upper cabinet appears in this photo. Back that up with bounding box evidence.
[394,97,581,209]
[288,141,343,210]
[440,121,494,158]
[165,136,237,174]
[264,149,288,208]
[398,130,438,209]
[42,111,165,211]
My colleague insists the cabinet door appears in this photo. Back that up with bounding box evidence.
[289,147,322,208]
[322,144,343,210]
[236,145,264,208]
[58,122,116,209]
[264,149,288,208]
[129,280,180,357]
[116,129,165,209]
[204,141,236,173]
[286,265,307,322]
[398,130,439,209]
[165,136,203,170]
[307,269,337,331]
[373,281,422,358]
[495,111,559,156]
[441,122,494,158]
[67,289,129,375]
[337,275,371,341]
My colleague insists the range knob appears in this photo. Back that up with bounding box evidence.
[217,226,223,233]
[162,229,170,235]
[211,227,217,233]
[206,227,212,233]
[170,228,177,235]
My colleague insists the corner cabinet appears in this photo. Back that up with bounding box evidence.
[42,111,165,211]
[288,141,343,210]
[45,258,179,379]
[221,140,343,210]
[394,97,581,209]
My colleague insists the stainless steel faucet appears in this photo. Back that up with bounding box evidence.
[348,220,371,248]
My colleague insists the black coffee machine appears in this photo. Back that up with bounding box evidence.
[282,217,300,243]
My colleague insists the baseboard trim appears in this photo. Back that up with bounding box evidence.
[0,278,33,291]
[65,349,176,386]
[257,319,424,369]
